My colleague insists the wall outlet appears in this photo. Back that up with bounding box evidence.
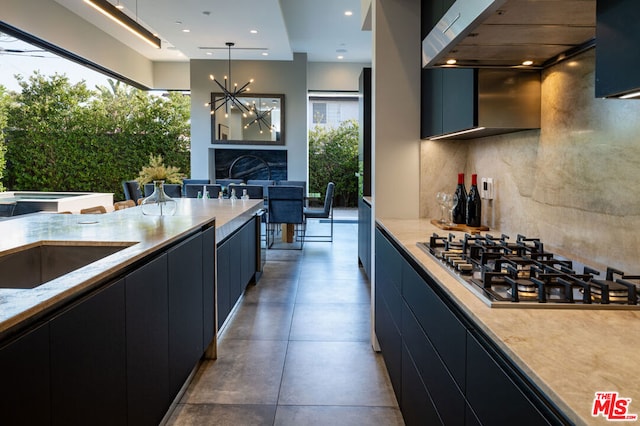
[481,177,494,200]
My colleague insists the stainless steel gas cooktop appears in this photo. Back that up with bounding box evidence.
[418,233,640,310]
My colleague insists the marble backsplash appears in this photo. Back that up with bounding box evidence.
[421,49,640,272]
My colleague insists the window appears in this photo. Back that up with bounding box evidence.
[308,93,359,129]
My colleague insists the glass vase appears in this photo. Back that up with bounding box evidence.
[140,180,177,216]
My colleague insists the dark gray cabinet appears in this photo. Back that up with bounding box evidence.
[402,260,466,389]
[401,344,441,426]
[595,0,640,98]
[217,236,232,327]
[50,279,127,425]
[375,227,567,425]
[0,218,260,425]
[168,232,204,395]
[202,226,216,349]
[358,198,371,279]
[217,217,258,329]
[421,68,476,139]
[0,323,50,425]
[125,253,170,426]
[466,332,552,426]
[374,229,403,400]
[402,302,465,425]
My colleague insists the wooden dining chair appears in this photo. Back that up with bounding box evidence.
[114,200,136,210]
[80,205,107,214]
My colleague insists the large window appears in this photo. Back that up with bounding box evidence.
[308,93,359,129]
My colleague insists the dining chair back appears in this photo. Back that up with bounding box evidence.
[144,183,183,198]
[277,180,306,189]
[122,180,142,202]
[185,184,222,198]
[303,182,335,242]
[182,179,210,197]
[266,185,305,249]
[80,205,107,214]
[114,200,135,210]
[216,179,244,188]
[234,185,264,199]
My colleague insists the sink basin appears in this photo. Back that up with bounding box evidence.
[0,241,137,289]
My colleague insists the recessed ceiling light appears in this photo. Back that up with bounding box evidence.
[262,52,269,56]
[206,52,212,56]
[250,29,258,34]
[522,60,534,66]
[345,10,353,16]
[337,55,344,60]
[182,29,190,33]
[446,59,457,65]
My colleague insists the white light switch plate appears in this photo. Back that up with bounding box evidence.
[481,177,494,200]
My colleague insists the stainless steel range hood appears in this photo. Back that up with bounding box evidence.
[423,0,596,69]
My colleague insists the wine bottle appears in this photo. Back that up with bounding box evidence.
[466,174,481,227]
[452,173,467,224]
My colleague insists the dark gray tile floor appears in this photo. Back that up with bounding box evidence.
[166,210,404,425]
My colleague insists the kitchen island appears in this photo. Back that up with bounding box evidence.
[0,198,263,425]
[376,217,640,426]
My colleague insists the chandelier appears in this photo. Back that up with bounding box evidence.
[208,42,276,134]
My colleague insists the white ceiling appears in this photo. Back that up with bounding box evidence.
[53,0,372,63]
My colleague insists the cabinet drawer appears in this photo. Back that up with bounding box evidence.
[466,332,552,426]
[401,344,442,426]
[402,302,465,425]
[402,261,466,389]
[375,292,402,400]
[375,229,402,291]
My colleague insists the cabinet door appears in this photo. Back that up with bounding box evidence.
[442,68,476,134]
[202,226,216,349]
[50,280,127,425]
[401,344,442,426]
[374,230,403,399]
[229,230,243,308]
[0,323,50,425]
[402,262,467,390]
[421,68,443,138]
[402,302,464,425]
[466,332,552,426]
[240,219,257,288]
[217,237,231,328]
[358,199,372,279]
[168,233,204,396]
[126,253,170,426]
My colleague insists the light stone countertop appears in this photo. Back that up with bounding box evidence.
[377,217,640,426]
[0,198,262,339]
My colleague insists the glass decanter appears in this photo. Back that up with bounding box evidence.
[140,180,177,216]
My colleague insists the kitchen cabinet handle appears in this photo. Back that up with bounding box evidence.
[443,13,461,33]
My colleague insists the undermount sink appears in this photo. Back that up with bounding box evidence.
[0,241,137,289]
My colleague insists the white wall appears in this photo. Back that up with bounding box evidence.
[189,53,308,181]
[373,0,421,219]
[308,62,371,92]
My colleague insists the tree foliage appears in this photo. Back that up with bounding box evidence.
[0,86,8,192]
[1,73,190,200]
[308,119,359,207]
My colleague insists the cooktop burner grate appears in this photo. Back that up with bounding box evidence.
[418,233,640,310]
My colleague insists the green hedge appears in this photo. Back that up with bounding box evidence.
[1,73,190,200]
[308,119,359,207]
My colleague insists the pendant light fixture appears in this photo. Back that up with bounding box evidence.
[84,0,161,48]
[208,42,276,134]
[208,42,254,119]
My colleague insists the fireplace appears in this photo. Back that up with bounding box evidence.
[214,149,287,181]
